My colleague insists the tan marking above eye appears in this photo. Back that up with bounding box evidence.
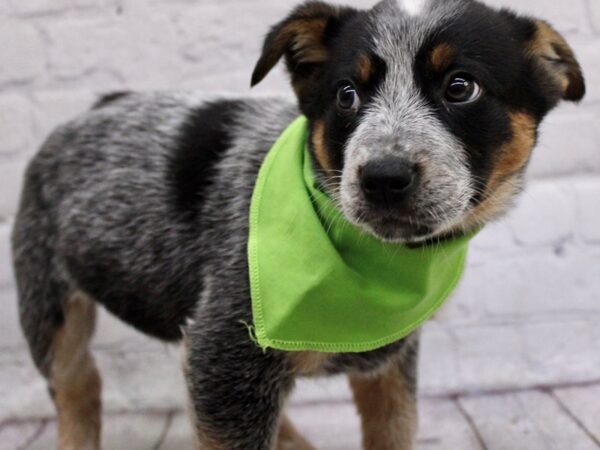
[356,52,373,83]
[429,42,455,72]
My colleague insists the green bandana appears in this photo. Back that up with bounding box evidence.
[248,116,473,353]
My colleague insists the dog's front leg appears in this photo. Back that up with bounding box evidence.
[349,335,420,450]
[183,309,294,450]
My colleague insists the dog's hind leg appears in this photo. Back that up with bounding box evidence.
[22,287,102,450]
[50,292,102,450]
[18,285,102,449]
[13,227,102,449]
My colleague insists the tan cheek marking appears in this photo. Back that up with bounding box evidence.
[488,111,536,191]
[356,52,373,83]
[429,42,455,72]
[312,120,334,176]
[461,111,536,229]
[288,351,331,376]
[461,178,522,231]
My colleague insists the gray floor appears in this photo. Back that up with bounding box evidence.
[2,382,599,450]
[2,305,600,450]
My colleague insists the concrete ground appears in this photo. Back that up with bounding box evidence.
[2,383,599,449]
[1,324,599,450]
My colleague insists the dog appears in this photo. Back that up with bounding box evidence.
[12,0,585,448]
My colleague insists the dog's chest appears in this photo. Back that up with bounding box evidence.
[288,338,411,377]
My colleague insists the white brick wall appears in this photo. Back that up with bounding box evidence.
[0,0,599,420]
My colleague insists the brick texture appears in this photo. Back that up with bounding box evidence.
[574,178,600,242]
[0,93,33,157]
[0,21,45,85]
[0,224,14,289]
[7,0,119,16]
[0,160,27,220]
[0,0,598,419]
[528,107,600,179]
[589,0,600,32]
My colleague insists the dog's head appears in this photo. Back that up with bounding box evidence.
[251,0,585,243]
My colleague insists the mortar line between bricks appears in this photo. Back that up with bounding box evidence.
[423,378,600,401]
[153,410,177,450]
[546,389,600,448]
[2,312,600,356]
[288,379,600,409]
[19,419,47,450]
[3,381,600,428]
[583,0,598,33]
[0,409,184,428]
[453,396,489,450]
[8,5,121,21]
[432,313,600,329]
[0,80,37,93]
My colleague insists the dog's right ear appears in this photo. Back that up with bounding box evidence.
[251,1,357,90]
[525,20,585,103]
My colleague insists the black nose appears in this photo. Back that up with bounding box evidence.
[360,158,419,207]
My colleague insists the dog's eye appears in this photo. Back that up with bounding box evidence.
[445,74,481,103]
[337,84,361,112]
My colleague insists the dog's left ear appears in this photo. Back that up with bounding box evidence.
[251,1,357,92]
[525,19,585,103]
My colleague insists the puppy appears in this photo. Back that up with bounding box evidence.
[12,0,584,448]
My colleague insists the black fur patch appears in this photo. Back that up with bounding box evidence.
[168,100,241,219]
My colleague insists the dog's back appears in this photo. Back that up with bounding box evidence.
[12,92,298,370]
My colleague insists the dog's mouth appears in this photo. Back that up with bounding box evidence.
[349,210,440,243]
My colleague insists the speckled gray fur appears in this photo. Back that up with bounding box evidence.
[12,90,417,448]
